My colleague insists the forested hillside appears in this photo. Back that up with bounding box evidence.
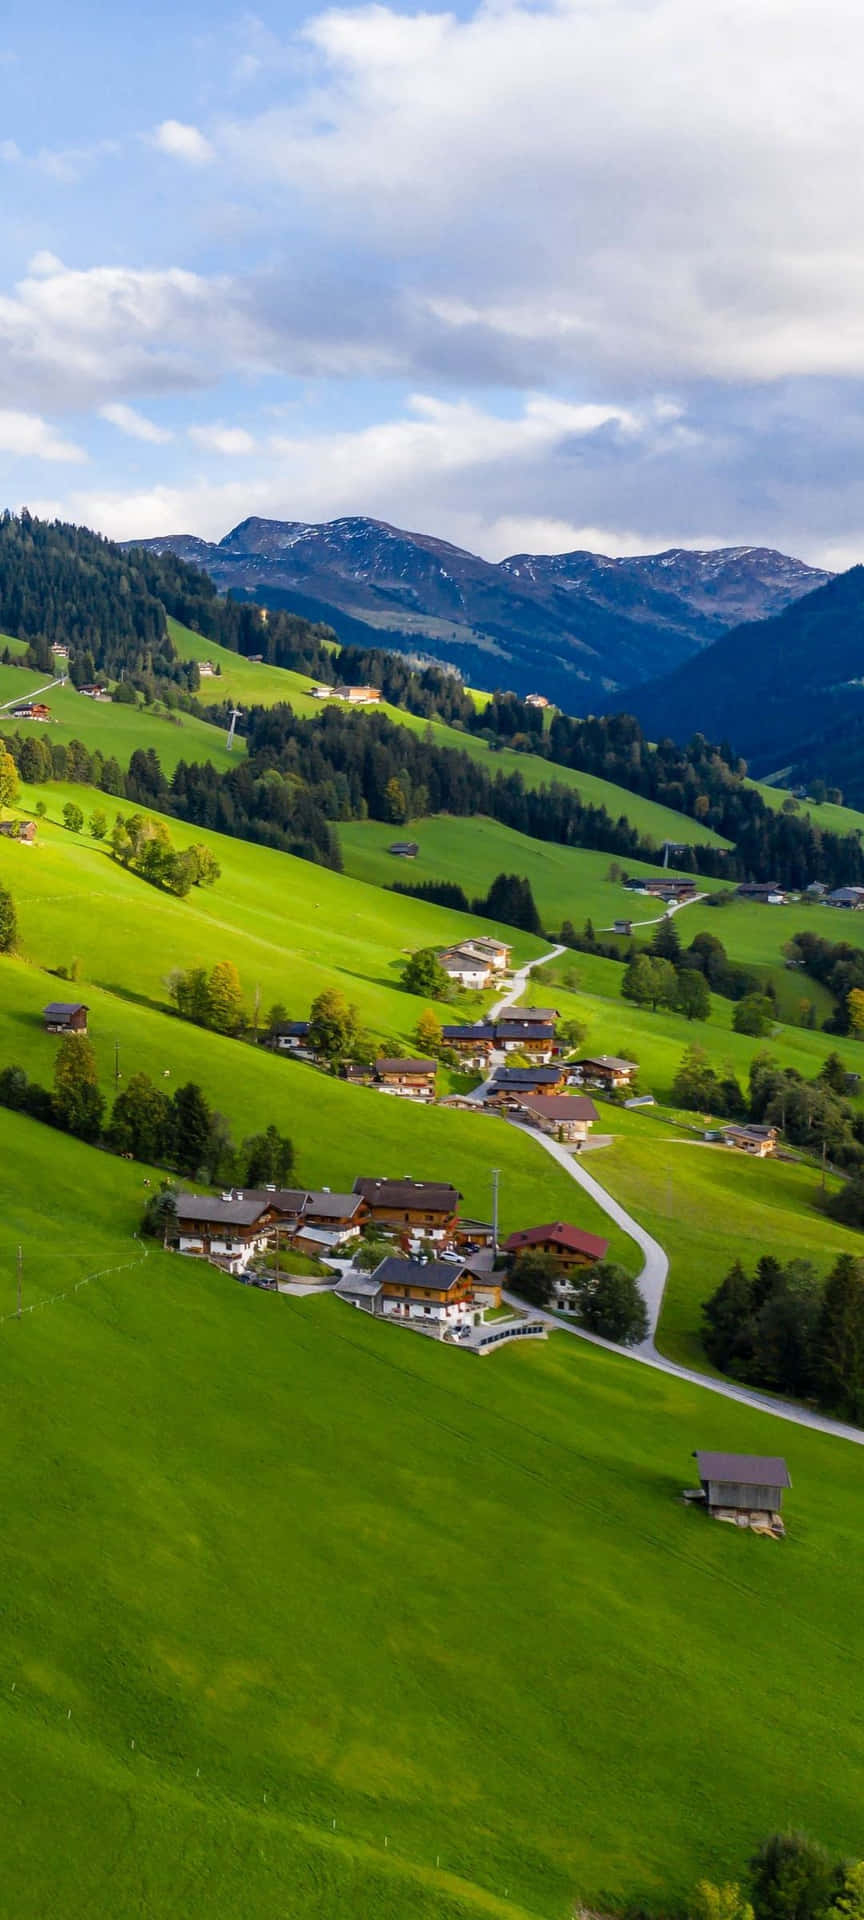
[627,566,864,788]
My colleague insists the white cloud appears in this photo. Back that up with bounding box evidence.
[0,139,20,163]
[100,402,174,444]
[189,423,257,454]
[216,0,864,383]
[152,120,215,165]
[0,409,86,462]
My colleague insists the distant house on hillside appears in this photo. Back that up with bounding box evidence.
[525,694,549,709]
[441,1022,496,1066]
[43,1002,88,1035]
[173,1192,276,1272]
[805,881,828,898]
[437,946,494,990]
[510,1093,598,1145]
[722,1122,778,1157]
[571,1055,638,1091]
[77,683,110,701]
[331,684,381,704]
[624,876,697,901]
[736,882,787,904]
[53,643,70,659]
[374,1058,437,1100]
[493,1020,556,1060]
[827,886,864,909]
[486,1064,566,1102]
[267,1020,312,1054]
[613,918,632,936]
[504,1221,609,1275]
[691,1451,790,1533]
[496,1006,557,1027]
[0,819,37,842]
[354,1177,461,1245]
[9,701,51,721]
[388,840,419,857]
[459,936,512,972]
[371,1256,490,1331]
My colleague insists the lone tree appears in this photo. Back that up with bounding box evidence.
[61,801,84,834]
[0,880,17,953]
[401,948,451,1000]
[511,1251,561,1308]
[52,1034,104,1142]
[579,1262,649,1345]
[749,1832,839,1920]
[415,1008,443,1055]
[108,1072,173,1163]
[171,1082,211,1180]
[676,967,711,1021]
[308,987,359,1060]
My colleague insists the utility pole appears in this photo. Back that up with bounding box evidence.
[491,1168,500,1257]
[16,1245,22,1320]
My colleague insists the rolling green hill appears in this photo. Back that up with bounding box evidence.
[0,663,240,772]
[2,1104,864,1919]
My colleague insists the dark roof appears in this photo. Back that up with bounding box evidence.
[303,1191,365,1219]
[354,1176,461,1209]
[43,1001,88,1018]
[274,1020,310,1037]
[239,1187,309,1214]
[176,1193,271,1227]
[373,1256,471,1292]
[504,1222,609,1259]
[495,1022,556,1041]
[515,1095,598,1121]
[388,841,419,854]
[496,1007,557,1023]
[442,1024,495,1041]
[438,946,492,967]
[375,1058,437,1074]
[695,1452,791,1488]
[492,1066,562,1087]
[335,1272,383,1298]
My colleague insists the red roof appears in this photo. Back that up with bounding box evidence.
[503,1221,609,1260]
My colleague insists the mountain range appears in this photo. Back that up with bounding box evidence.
[129,516,830,709]
[626,564,864,798]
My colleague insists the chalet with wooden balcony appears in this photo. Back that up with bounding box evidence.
[510,1093,598,1144]
[442,1023,496,1066]
[504,1221,609,1275]
[571,1055,638,1091]
[173,1193,278,1272]
[374,1058,437,1099]
[353,1176,462,1245]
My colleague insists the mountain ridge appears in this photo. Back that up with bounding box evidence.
[127,516,830,707]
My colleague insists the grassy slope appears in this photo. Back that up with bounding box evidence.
[3,1105,864,1920]
[0,662,240,772]
[340,815,727,934]
[582,1107,864,1368]
[0,790,623,1252]
[751,777,864,840]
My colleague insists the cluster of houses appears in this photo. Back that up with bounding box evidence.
[737,880,864,909]
[436,935,512,990]
[170,1170,611,1339]
[623,875,698,906]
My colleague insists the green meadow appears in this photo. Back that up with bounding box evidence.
[2,1105,864,1919]
[340,813,727,933]
[580,1106,863,1368]
[0,661,239,772]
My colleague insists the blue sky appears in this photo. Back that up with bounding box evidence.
[2,0,863,565]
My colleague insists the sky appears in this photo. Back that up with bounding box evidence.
[2,0,864,566]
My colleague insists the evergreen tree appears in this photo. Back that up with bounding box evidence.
[651,915,682,964]
[818,1253,864,1416]
[52,1035,104,1142]
[702,1260,756,1372]
[108,1072,173,1162]
[242,1124,295,1187]
[0,879,17,953]
[171,1082,211,1179]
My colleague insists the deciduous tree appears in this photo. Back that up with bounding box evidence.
[52,1034,104,1142]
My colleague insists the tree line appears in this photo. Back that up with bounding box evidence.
[703,1249,864,1418]
[393,871,542,933]
[670,1043,864,1168]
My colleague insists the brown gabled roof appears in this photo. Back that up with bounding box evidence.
[176,1193,272,1227]
[496,1007,558,1023]
[375,1058,437,1075]
[577,1055,638,1074]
